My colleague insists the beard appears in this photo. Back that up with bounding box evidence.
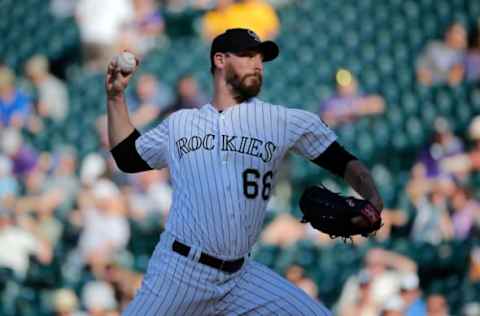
[225,66,262,103]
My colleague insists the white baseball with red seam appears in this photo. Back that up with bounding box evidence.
[116,51,137,74]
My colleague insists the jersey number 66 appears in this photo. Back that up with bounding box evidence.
[242,169,273,200]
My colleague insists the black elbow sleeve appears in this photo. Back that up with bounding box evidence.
[311,141,358,178]
[110,129,153,173]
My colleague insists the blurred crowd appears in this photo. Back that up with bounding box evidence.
[260,20,480,316]
[1,1,480,315]
[320,21,480,127]
[48,0,281,71]
[0,52,197,313]
[416,22,480,87]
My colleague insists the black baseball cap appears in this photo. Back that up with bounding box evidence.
[210,28,279,70]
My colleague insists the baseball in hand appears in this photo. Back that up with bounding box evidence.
[116,51,137,75]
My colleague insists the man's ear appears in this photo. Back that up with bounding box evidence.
[213,52,226,70]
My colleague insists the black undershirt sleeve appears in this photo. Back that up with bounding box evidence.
[110,129,153,173]
[311,141,358,178]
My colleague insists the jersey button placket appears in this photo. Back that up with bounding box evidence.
[220,117,230,191]
[219,113,228,164]
[219,113,234,221]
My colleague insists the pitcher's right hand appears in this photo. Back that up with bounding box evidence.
[105,55,139,98]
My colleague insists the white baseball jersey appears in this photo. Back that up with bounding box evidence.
[125,98,336,316]
[135,98,336,259]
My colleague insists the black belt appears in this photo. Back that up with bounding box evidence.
[172,240,244,274]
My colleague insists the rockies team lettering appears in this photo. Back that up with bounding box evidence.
[175,134,277,163]
[135,100,337,259]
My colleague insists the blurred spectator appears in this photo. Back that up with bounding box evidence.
[406,163,432,206]
[466,116,480,172]
[164,74,207,114]
[32,194,64,247]
[103,263,142,311]
[233,0,280,39]
[43,147,80,217]
[52,288,85,316]
[118,0,166,56]
[0,211,52,279]
[9,149,79,216]
[416,22,467,86]
[78,179,130,264]
[200,0,240,41]
[462,302,480,316]
[22,161,48,197]
[81,281,119,316]
[125,73,173,128]
[469,247,480,282]
[450,186,479,240]
[319,69,385,127]
[284,265,318,299]
[25,55,69,122]
[75,0,134,71]
[201,0,279,41]
[0,128,39,177]
[260,213,307,247]
[426,294,449,316]
[127,168,172,221]
[465,26,480,82]
[0,155,19,207]
[438,116,480,176]
[410,179,454,245]
[399,273,427,316]
[337,248,417,315]
[380,295,405,316]
[80,153,107,187]
[8,153,65,246]
[340,270,378,316]
[416,117,464,179]
[374,208,409,242]
[0,66,33,129]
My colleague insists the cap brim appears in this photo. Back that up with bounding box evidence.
[239,41,279,62]
[257,41,279,62]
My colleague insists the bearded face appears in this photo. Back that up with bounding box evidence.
[225,63,263,102]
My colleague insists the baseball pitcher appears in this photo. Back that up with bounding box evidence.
[106,28,384,315]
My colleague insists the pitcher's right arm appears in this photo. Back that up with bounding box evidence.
[105,56,152,173]
[105,58,137,148]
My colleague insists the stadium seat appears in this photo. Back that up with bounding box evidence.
[409,242,437,267]
[252,244,280,269]
[405,116,425,146]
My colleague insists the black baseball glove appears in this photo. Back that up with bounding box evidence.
[299,185,382,240]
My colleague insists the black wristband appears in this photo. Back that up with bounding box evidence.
[110,129,153,173]
[311,141,357,178]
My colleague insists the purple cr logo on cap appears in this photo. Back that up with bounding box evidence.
[247,30,261,42]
